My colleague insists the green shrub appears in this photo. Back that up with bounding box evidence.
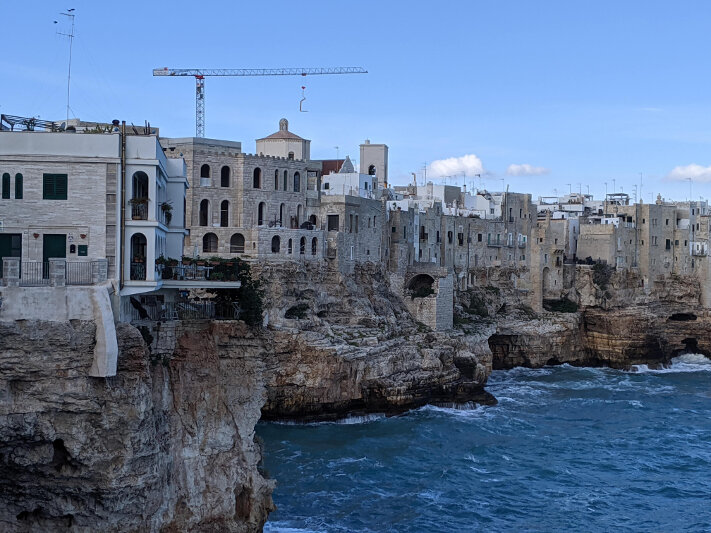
[592,262,614,290]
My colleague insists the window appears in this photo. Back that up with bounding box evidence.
[203,233,218,253]
[221,166,230,187]
[458,233,464,246]
[220,200,229,227]
[324,182,330,190]
[43,173,68,200]
[274,169,279,190]
[349,214,353,233]
[355,215,359,233]
[311,237,317,256]
[288,239,293,254]
[478,233,482,242]
[392,226,396,233]
[368,164,376,175]
[1,173,9,199]
[328,215,339,231]
[271,235,280,253]
[230,233,245,253]
[665,239,671,250]
[283,170,288,191]
[288,151,294,160]
[200,164,210,178]
[15,173,22,199]
[279,203,285,226]
[258,202,266,225]
[253,168,261,188]
[199,199,209,226]
[665,219,669,226]
[294,172,301,192]
[448,231,453,244]
[300,237,306,254]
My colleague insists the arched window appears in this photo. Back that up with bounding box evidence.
[253,168,261,188]
[311,237,317,256]
[221,166,230,187]
[279,203,285,226]
[271,235,281,253]
[258,202,266,226]
[274,169,279,190]
[447,231,453,244]
[288,151,294,160]
[203,232,218,253]
[1,173,9,199]
[368,164,376,175]
[296,205,303,226]
[293,172,301,192]
[300,237,306,255]
[199,199,209,226]
[15,173,23,199]
[283,170,288,191]
[308,214,317,227]
[200,164,210,178]
[130,172,149,219]
[220,200,229,227]
[230,233,245,253]
[130,233,147,280]
[288,239,293,254]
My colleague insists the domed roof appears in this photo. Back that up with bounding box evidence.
[256,117,306,141]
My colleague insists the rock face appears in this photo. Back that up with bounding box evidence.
[485,268,711,369]
[0,320,273,532]
[254,262,495,420]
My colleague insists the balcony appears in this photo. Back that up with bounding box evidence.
[1,258,108,287]
[130,200,148,220]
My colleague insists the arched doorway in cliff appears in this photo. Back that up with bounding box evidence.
[407,274,435,298]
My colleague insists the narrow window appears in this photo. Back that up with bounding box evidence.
[258,202,266,225]
[1,173,9,199]
[253,168,262,188]
[220,200,229,227]
[203,233,218,253]
[200,164,210,178]
[15,173,23,199]
[328,215,339,231]
[288,239,293,254]
[199,199,209,226]
[311,237,317,256]
[293,172,301,192]
[274,169,279,190]
[300,237,306,254]
[283,170,288,191]
[220,166,230,187]
[349,214,353,233]
[288,151,295,160]
[271,235,281,253]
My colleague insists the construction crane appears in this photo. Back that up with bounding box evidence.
[153,67,368,137]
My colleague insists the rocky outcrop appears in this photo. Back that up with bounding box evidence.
[0,320,273,532]
[254,262,495,420]
[486,268,711,369]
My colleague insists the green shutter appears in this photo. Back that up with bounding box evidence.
[15,173,22,199]
[43,173,68,200]
[1,173,9,199]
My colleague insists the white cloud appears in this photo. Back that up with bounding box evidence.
[666,164,711,182]
[428,154,484,178]
[506,164,550,176]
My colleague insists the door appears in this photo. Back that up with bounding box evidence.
[43,234,67,262]
[0,233,22,277]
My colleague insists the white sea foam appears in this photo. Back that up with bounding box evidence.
[264,524,324,533]
[631,353,711,374]
[271,413,385,426]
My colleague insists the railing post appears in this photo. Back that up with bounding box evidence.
[49,258,66,287]
[93,259,108,284]
[2,258,20,287]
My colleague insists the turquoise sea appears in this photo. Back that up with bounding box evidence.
[258,354,711,532]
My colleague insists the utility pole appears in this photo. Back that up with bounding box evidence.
[55,9,76,123]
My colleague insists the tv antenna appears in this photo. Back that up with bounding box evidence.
[54,9,76,123]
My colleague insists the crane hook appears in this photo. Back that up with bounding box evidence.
[299,86,308,112]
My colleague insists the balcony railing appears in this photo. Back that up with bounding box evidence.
[131,202,148,220]
[130,262,146,280]
[66,261,97,285]
[156,263,240,282]
[19,261,50,286]
[128,299,241,323]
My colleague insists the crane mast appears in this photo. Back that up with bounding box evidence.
[153,66,368,137]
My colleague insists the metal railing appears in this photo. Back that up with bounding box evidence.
[131,262,146,280]
[65,261,95,285]
[131,202,148,220]
[129,300,240,322]
[19,262,50,286]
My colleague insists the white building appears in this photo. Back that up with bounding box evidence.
[321,156,377,198]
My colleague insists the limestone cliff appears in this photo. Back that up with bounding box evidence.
[479,267,711,369]
[254,262,495,419]
[0,320,273,532]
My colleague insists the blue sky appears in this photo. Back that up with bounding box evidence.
[3,0,711,202]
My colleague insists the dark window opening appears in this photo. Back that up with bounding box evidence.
[203,233,218,253]
[220,200,229,227]
[220,166,230,187]
[200,164,210,178]
[253,168,261,188]
[43,173,68,200]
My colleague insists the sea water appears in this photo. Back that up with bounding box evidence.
[257,354,711,532]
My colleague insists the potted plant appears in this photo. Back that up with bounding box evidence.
[160,201,173,225]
